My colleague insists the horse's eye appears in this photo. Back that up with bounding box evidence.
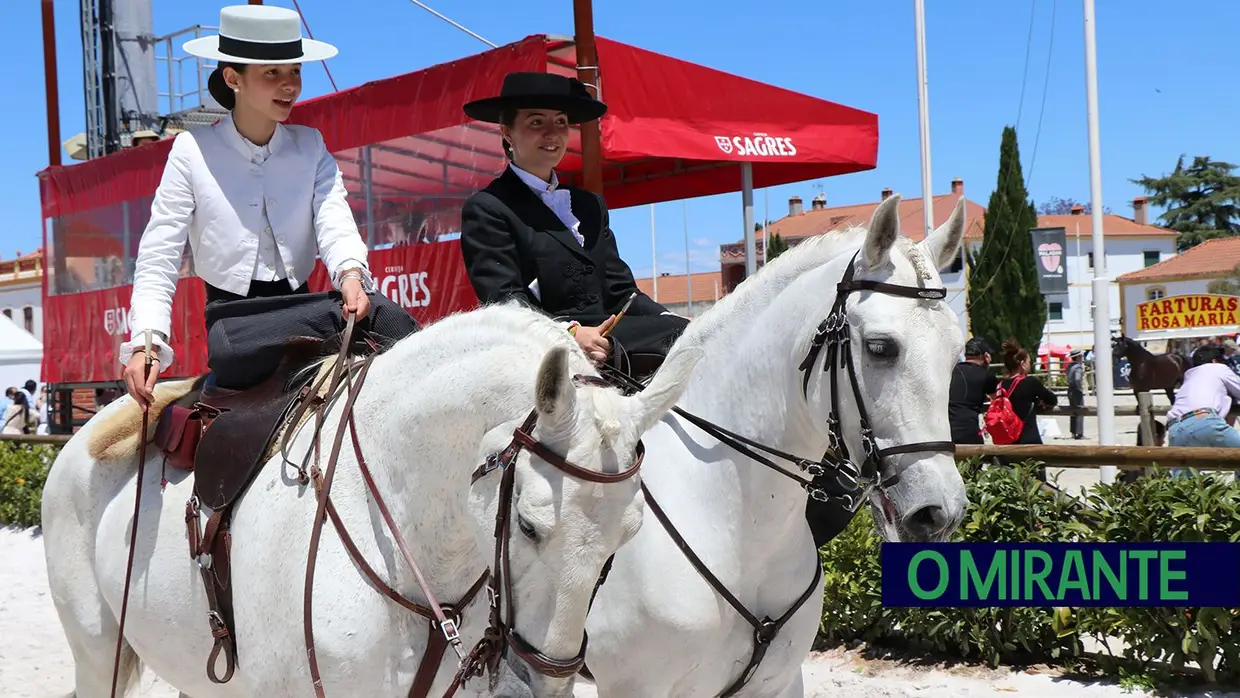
[866,339,898,358]
[517,516,539,542]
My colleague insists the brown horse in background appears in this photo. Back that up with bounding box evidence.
[1112,335,1188,403]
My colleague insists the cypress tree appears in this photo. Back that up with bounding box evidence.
[765,233,789,262]
[966,126,1047,355]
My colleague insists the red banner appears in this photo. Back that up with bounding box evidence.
[42,240,479,384]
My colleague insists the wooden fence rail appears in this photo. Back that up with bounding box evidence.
[0,433,71,445]
[955,444,1240,470]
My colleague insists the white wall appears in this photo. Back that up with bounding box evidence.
[1040,235,1178,349]
[0,283,43,342]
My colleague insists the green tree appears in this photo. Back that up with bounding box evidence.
[1207,263,1240,295]
[1035,196,1112,215]
[1131,155,1240,251]
[765,232,789,262]
[967,126,1046,354]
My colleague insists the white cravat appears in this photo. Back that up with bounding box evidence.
[509,163,585,246]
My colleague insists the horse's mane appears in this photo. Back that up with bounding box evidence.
[293,301,584,385]
[677,225,932,351]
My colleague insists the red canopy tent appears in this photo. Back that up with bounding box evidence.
[37,33,878,384]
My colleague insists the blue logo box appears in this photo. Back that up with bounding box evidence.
[881,542,1240,607]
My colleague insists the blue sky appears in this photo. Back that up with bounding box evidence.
[3,0,1238,279]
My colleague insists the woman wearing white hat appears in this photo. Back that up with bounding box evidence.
[122,5,418,406]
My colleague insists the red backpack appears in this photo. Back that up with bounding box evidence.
[984,375,1026,445]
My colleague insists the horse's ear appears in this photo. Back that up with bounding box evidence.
[629,346,704,435]
[920,196,967,271]
[861,193,902,273]
[534,345,577,435]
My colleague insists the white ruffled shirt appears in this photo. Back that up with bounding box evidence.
[508,163,583,301]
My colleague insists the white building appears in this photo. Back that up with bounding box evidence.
[1117,235,1240,343]
[0,250,43,342]
[714,184,1179,354]
[1035,199,1179,349]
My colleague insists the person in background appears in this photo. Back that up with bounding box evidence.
[948,337,999,444]
[1165,344,1240,455]
[1,387,14,417]
[1222,338,1239,376]
[1066,350,1087,440]
[2,391,37,435]
[997,340,1058,481]
[20,379,36,408]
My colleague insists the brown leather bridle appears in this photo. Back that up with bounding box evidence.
[450,374,645,692]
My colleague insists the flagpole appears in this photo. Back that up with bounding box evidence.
[684,200,693,317]
[1083,0,1116,483]
[762,189,769,265]
[651,204,659,301]
[914,0,934,239]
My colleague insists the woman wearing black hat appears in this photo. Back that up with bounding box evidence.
[121,5,418,407]
[459,72,688,376]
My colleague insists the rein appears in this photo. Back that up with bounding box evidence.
[450,378,646,692]
[289,316,644,696]
[590,251,956,696]
[109,332,155,698]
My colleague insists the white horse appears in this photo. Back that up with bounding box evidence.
[41,302,701,698]
[581,194,971,697]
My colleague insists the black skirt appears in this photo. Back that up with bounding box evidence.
[204,279,419,389]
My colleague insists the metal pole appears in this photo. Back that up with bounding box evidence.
[762,188,769,265]
[913,0,934,239]
[41,0,62,167]
[650,204,658,301]
[100,0,120,154]
[683,200,693,317]
[1083,0,1116,484]
[573,0,604,195]
[742,162,756,279]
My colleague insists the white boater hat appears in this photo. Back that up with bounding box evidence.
[183,5,338,65]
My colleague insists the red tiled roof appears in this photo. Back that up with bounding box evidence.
[765,194,985,242]
[635,271,722,305]
[1037,214,1173,237]
[1116,236,1240,282]
[721,195,1176,262]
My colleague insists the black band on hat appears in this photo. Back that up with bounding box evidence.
[218,35,304,61]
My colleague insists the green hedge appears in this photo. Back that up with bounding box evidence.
[818,459,1240,684]
[3,443,1237,682]
[0,441,60,528]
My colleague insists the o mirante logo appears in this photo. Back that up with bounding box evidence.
[882,543,1240,607]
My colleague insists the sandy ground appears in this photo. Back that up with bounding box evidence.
[8,526,1238,698]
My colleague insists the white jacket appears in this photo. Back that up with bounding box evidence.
[122,115,374,372]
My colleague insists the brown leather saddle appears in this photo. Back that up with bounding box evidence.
[150,333,361,683]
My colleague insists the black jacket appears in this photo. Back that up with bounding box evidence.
[459,166,667,321]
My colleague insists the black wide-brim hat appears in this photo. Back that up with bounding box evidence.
[463,72,607,125]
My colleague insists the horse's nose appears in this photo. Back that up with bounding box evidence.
[903,505,955,541]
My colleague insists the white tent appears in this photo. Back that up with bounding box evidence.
[0,313,43,394]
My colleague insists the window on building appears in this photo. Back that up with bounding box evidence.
[1087,252,1094,269]
[1143,250,1160,267]
[22,306,33,334]
[1049,302,1064,321]
[1146,287,1166,301]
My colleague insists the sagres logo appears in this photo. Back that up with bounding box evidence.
[714,133,798,158]
[380,266,432,309]
[104,307,130,336]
